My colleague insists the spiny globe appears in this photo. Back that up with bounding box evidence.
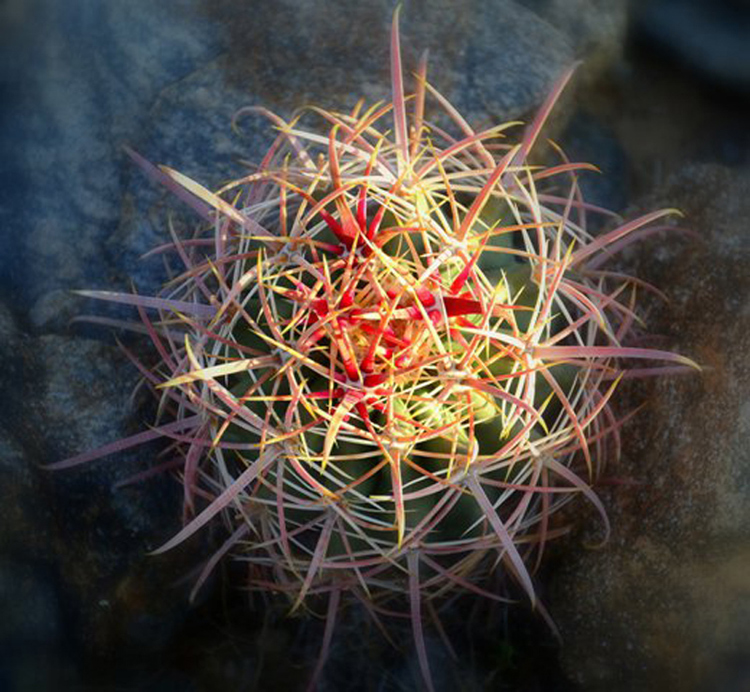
[55,10,696,691]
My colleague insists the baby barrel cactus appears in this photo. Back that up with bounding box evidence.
[54,10,696,690]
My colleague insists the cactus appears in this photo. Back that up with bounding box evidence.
[54,9,697,690]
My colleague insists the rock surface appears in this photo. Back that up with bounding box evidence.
[519,0,628,82]
[637,0,750,92]
[0,298,197,689]
[1,0,225,323]
[551,164,750,692]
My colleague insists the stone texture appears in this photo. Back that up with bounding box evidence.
[519,0,628,82]
[0,560,79,691]
[560,111,630,215]
[551,164,750,692]
[0,295,199,689]
[202,0,575,121]
[0,0,224,317]
[637,0,750,92]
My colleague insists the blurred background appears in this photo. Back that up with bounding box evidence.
[1,1,748,690]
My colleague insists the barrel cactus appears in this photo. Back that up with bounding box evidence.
[55,10,696,690]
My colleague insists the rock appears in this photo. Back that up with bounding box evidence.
[0,294,199,687]
[550,164,750,692]
[636,0,750,92]
[0,303,39,556]
[28,289,83,334]
[560,111,630,214]
[518,0,628,82]
[0,560,80,691]
[201,0,575,121]
[31,331,194,654]
[0,0,224,314]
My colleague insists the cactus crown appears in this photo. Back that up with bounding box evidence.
[56,9,696,690]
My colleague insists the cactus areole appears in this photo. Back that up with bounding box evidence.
[55,9,696,690]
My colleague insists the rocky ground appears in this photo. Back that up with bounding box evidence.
[0,0,748,690]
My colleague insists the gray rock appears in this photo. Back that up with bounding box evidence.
[0,292,198,686]
[560,111,630,214]
[518,0,628,82]
[551,164,750,692]
[27,289,80,334]
[0,561,61,643]
[1,0,224,314]
[201,0,575,122]
[637,0,750,92]
[0,304,39,554]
